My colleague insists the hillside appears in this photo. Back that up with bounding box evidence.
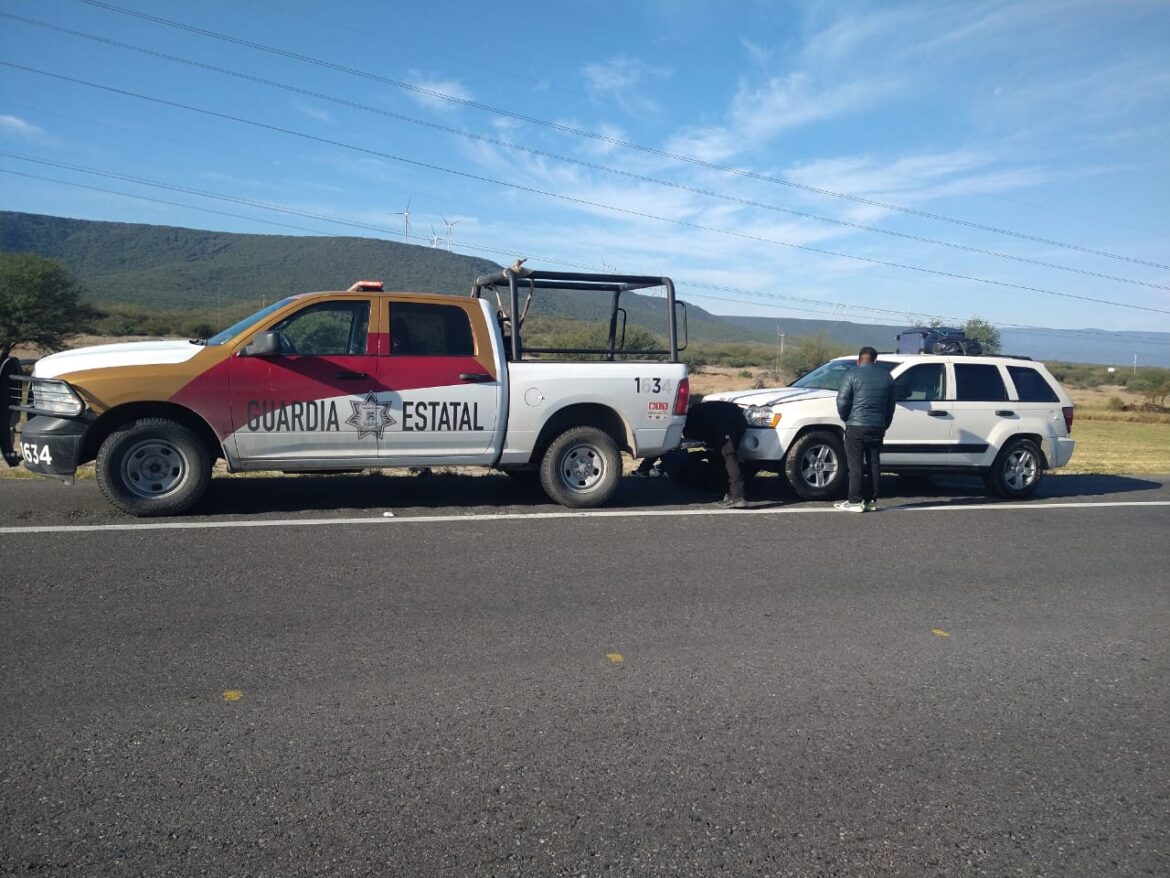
[3,212,1166,365]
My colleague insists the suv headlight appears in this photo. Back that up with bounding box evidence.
[25,378,86,417]
[746,406,781,428]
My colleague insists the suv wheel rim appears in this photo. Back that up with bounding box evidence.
[559,443,605,492]
[800,443,839,489]
[121,439,188,498]
[1003,447,1038,491]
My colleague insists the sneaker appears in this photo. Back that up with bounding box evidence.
[834,500,866,513]
[718,497,748,509]
[863,500,878,512]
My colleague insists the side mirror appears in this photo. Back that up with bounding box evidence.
[895,384,913,401]
[243,331,281,356]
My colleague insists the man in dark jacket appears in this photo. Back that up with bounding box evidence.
[835,346,895,512]
[682,399,749,508]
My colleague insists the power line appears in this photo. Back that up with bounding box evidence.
[4,65,1168,320]
[6,12,1167,293]
[7,164,1168,351]
[70,0,1170,273]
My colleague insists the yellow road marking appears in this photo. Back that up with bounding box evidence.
[606,652,624,663]
[222,689,244,701]
[931,629,950,638]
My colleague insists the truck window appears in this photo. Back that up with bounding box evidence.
[954,363,1008,401]
[894,363,945,401]
[391,302,474,356]
[1007,366,1060,402]
[271,301,370,356]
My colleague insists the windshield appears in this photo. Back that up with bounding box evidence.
[791,358,897,391]
[206,298,295,346]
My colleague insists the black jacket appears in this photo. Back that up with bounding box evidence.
[836,363,896,429]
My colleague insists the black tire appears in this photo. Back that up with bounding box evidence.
[983,437,1044,500]
[96,418,212,517]
[784,429,847,501]
[538,426,621,508]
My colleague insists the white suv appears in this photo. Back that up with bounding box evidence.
[706,354,1075,501]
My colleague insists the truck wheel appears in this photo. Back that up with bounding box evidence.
[983,438,1043,500]
[96,418,211,517]
[539,426,621,508]
[784,430,846,501]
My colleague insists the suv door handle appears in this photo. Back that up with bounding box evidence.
[996,410,1016,417]
[333,370,367,380]
[928,410,949,417]
[460,372,493,383]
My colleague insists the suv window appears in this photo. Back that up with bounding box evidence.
[271,301,369,355]
[1008,366,1060,402]
[894,363,945,401]
[954,363,1008,401]
[391,302,474,356]
[791,359,895,391]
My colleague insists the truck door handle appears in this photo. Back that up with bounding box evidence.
[928,410,949,417]
[460,372,493,383]
[333,370,367,380]
[996,410,1016,417]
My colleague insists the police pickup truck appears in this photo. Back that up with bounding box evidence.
[6,268,690,516]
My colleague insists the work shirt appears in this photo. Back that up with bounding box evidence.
[836,363,896,429]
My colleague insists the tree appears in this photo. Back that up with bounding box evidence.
[0,253,88,360]
[785,333,852,377]
[963,316,1002,354]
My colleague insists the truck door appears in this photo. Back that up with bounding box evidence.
[228,298,381,462]
[377,298,502,463]
[947,362,1011,468]
[883,362,954,466]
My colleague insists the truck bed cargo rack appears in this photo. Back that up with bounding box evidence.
[472,266,687,362]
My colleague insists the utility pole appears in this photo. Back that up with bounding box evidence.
[776,327,785,373]
[1134,354,1139,374]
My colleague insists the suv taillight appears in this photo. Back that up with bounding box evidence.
[1062,406,1074,433]
[673,377,690,416]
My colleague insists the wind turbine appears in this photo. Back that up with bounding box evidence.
[441,215,460,252]
[429,226,441,248]
[395,197,412,243]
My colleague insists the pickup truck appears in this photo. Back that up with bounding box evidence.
[6,268,690,516]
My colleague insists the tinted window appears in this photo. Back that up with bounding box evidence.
[954,363,1008,401]
[390,302,474,356]
[1008,366,1060,402]
[271,301,369,355]
[894,363,945,401]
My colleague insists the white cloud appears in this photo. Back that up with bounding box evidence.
[741,38,772,67]
[0,114,46,140]
[403,73,474,112]
[292,101,333,124]
[582,56,668,114]
[666,72,893,162]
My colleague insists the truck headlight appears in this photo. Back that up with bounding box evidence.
[746,406,780,428]
[27,379,85,417]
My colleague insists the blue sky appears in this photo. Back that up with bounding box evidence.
[2,0,1168,339]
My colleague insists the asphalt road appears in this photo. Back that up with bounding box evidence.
[1,473,1168,876]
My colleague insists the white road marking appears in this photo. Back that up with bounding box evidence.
[1,500,1168,535]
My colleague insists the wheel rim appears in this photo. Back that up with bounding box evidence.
[1003,447,1038,491]
[120,438,189,498]
[800,443,839,489]
[558,442,607,493]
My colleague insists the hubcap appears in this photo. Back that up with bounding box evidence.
[559,443,605,492]
[800,444,839,488]
[1003,448,1038,491]
[121,439,188,498]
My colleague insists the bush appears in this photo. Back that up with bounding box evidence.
[1106,396,1127,412]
